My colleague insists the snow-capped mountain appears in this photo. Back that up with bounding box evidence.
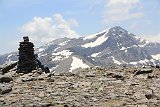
[1,26,160,72]
[135,36,160,60]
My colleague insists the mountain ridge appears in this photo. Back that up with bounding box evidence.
[1,26,160,72]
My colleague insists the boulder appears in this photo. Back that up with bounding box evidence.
[135,69,153,75]
[21,74,36,82]
[19,72,42,82]
[44,67,50,73]
[0,83,12,94]
[107,73,124,80]
[0,75,13,83]
[1,63,17,74]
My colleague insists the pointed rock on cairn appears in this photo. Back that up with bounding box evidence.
[17,37,37,73]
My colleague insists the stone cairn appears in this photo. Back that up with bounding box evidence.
[17,37,37,73]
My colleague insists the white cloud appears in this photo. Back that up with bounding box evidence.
[20,14,79,46]
[103,0,143,22]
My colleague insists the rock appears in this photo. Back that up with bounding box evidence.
[85,71,96,77]
[47,78,54,82]
[21,76,35,82]
[107,73,124,80]
[147,74,156,79]
[0,83,12,94]
[38,91,45,98]
[145,94,153,99]
[27,103,54,107]
[100,99,126,107]
[1,62,17,74]
[144,90,157,100]
[17,37,37,73]
[137,104,148,107]
[4,70,16,77]
[135,74,148,79]
[0,75,13,83]
[16,37,50,74]
[155,65,160,68]
[0,67,160,106]
[0,69,2,74]
[63,105,69,107]
[21,73,36,82]
[44,67,50,73]
[0,100,6,107]
[135,69,153,75]
[38,73,51,80]
[112,74,124,80]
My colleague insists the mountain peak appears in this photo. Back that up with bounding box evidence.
[84,26,125,40]
[110,26,126,32]
[107,26,129,37]
[112,26,123,29]
[1,26,160,72]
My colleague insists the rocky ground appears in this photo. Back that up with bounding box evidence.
[0,66,160,107]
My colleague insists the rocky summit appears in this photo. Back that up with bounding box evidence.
[0,66,160,107]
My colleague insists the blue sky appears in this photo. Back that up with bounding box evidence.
[0,0,160,55]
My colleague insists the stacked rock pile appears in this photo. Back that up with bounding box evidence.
[17,37,37,73]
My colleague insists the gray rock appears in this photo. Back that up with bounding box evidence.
[0,100,6,107]
[0,67,159,106]
[107,72,124,80]
[0,75,13,83]
[37,73,51,80]
[26,103,54,107]
[135,69,153,75]
[0,68,2,74]
[21,73,36,82]
[0,83,12,94]
[1,62,17,74]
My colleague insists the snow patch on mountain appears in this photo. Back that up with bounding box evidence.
[52,50,73,56]
[83,29,108,40]
[52,50,73,61]
[129,59,157,66]
[38,48,45,52]
[111,56,121,65]
[120,45,138,53]
[69,57,89,72]
[40,54,47,57]
[50,65,58,72]
[135,36,150,47]
[7,54,14,59]
[83,34,97,40]
[152,54,160,60]
[139,41,150,47]
[5,60,17,65]
[139,59,150,64]
[91,52,101,57]
[82,31,109,48]
[120,47,126,51]
[52,56,63,61]
[129,62,138,65]
[59,40,70,46]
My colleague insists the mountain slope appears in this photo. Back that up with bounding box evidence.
[0,26,160,72]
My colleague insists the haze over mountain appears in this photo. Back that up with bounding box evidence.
[1,26,160,72]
